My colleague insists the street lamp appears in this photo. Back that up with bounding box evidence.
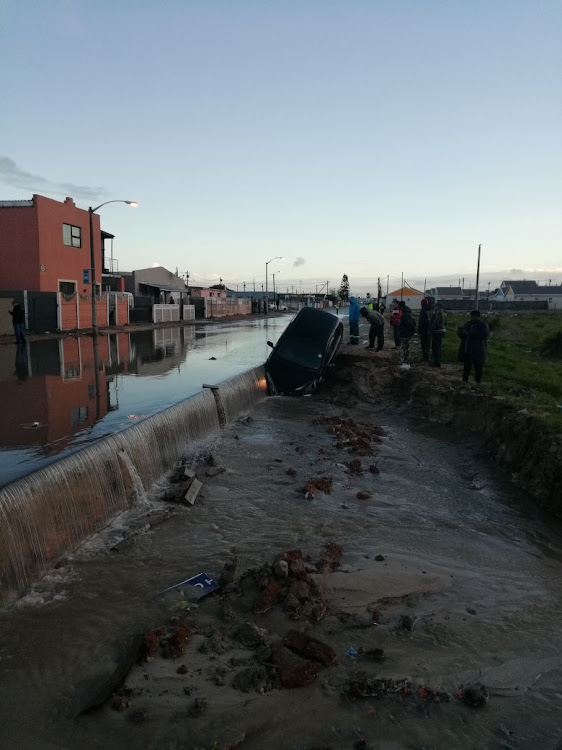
[265,256,284,315]
[89,200,138,335]
[273,270,281,309]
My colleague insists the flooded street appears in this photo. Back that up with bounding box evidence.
[0,387,561,749]
[0,317,290,486]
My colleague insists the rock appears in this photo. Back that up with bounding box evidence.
[183,478,202,506]
[288,558,306,579]
[463,683,489,707]
[282,630,336,666]
[139,628,164,662]
[283,593,300,612]
[188,697,208,716]
[220,556,242,587]
[112,696,132,711]
[466,607,477,615]
[347,459,363,474]
[255,580,282,613]
[206,466,226,477]
[219,600,235,622]
[368,464,380,474]
[199,629,228,655]
[162,624,193,659]
[283,549,303,562]
[286,468,297,477]
[375,554,385,562]
[400,615,418,632]
[318,542,344,572]
[309,600,327,622]
[176,664,188,675]
[232,666,269,693]
[288,580,311,602]
[356,491,371,500]
[273,560,289,578]
[234,621,267,648]
[237,415,254,424]
[269,643,319,689]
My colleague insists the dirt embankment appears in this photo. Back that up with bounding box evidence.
[327,346,562,515]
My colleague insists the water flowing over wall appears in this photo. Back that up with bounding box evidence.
[0,366,266,605]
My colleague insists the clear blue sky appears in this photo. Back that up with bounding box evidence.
[1,0,561,293]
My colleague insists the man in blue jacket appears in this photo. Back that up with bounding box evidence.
[348,296,360,345]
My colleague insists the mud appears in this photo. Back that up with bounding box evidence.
[0,343,562,749]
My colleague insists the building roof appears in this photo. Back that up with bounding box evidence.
[386,286,424,297]
[501,280,539,294]
[537,285,562,294]
[0,199,34,207]
[433,286,463,296]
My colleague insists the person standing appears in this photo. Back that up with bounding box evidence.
[418,297,432,361]
[457,310,489,384]
[390,300,402,348]
[429,302,447,367]
[360,307,385,350]
[8,300,26,344]
[398,300,416,367]
[348,296,361,345]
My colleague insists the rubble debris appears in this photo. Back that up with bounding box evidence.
[188,697,208,716]
[306,476,333,494]
[317,542,344,573]
[176,664,188,675]
[237,415,254,425]
[462,683,489,707]
[314,416,385,457]
[273,559,289,578]
[269,643,319,688]
[232,666,270,693]
[220,556,242,587]
[356,491,371,500]
[183,478,202,506]
[347,459,363,474]
[112,696,132,711]
[400,615,419,632]
[282,630,336,665]
[234,621,267,648]
[139,628,164,663]
[368,464,380,475]
[162,623,193,659]
[375,554,385,562]
[255,581,282,613]
[364,648,385,662]
[206,466,226,477]
[159,573,220,601]
[286,467,297,477]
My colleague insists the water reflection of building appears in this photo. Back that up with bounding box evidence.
[0,334,130,456]
[127,326,194,376]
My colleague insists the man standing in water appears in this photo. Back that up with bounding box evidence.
[458,310,489,384]
[348,296,360,345]
[360,306,385,350]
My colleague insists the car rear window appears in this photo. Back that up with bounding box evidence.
[274,338,324,369]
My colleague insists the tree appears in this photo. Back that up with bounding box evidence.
[338,274,350,302]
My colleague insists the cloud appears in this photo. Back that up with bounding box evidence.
[293,256,306,268]
[0,156,106,202]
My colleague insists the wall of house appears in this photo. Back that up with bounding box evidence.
[59,293,109,330]
[0,203,40,291]
[132,267,187,295]
[35,195,101,295]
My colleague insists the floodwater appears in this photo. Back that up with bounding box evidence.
[0,394,561,749]
[0,317,290,486]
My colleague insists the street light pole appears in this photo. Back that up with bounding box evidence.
[88,199,138,335]
[265,255,284,315]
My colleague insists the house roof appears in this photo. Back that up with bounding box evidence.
[537,285,562,294]
[386,286,424,297]
[501,280,539,294]
[434,286,463,296]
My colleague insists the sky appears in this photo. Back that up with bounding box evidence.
[1,0,561,294]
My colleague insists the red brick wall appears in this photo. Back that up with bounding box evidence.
[116,296,129,325]
[35,195,101,294]
[0,203,40,290]
[59,293,108,330]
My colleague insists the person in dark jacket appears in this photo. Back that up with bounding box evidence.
[389,300,401,348]
[398,301,416,367]
[429,302,447,367]
[418,297,432,360]
[457,310,489,383]
[348,296,360,345]
[360,307,385,350]
[8,300,26,343]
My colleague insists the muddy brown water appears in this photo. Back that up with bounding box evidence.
[0,394,561,750]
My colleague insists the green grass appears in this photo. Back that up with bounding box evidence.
[440,312,562,430]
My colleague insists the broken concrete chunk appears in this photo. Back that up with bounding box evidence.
[206,466,226,477]
[183,478,202,506]
[282,630,336,666]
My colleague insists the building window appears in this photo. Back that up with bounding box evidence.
[59,280,77,295]
[63,223,82,248]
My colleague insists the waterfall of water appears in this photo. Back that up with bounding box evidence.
[0,366,267,605]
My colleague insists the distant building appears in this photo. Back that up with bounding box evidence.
[125,266,188,303]
[500,280,562,308]
[385,286,425,310]
[429,286,464,301]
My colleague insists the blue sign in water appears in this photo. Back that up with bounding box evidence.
[159,572,220,601]
[83,268,90,284]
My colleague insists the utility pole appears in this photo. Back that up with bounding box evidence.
[185,271,190,294]
[243,281,246,292]
[475,243,482,310]
[386,275,389,296]
[401,272,404,301]
[377,277,381,306]
[253,279,255,292]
